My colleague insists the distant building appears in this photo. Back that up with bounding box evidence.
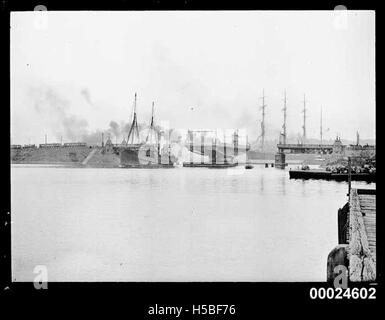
[63,142,87,147]
[39,143,62,148]
[23,144,37,148]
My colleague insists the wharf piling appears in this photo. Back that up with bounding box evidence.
[274,152,286,169]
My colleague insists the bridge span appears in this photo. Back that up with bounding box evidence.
[277,143,335,154]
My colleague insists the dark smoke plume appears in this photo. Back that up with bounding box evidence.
[80,88,93,106]
[31,86,89,141]
[109,121,120,137]
[29,85,167,145]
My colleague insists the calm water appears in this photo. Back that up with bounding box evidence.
[11,164,374,282]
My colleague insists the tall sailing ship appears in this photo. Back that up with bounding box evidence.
[119,93,176,168]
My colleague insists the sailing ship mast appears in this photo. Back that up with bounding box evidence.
[320,106,323,145]
[146,101,156,144]
[259,89,267,151]
[302,94,307,143]
[282,90,287,145]
[127,92,140,144]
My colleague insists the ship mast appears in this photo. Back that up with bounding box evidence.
[259,89,267,151]
[320,106,322,144]
[282,90,287,145]
[127,92,140,144]
[302,94,307,143]
[146,101,156,144]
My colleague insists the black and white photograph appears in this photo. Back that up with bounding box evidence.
[4,4,378,306]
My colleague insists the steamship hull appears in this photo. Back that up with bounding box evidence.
[119,144,175,168]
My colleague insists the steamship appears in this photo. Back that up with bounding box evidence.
[118,93,176,168]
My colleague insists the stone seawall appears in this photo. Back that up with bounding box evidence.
[11,146,93,164]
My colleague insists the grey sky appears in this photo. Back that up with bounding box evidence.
[11,11,375,145]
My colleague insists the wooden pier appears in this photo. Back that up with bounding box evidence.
[327,188,376,282]
[289,169,376,183]
[358,190,376,263]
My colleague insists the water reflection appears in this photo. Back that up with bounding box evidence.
[259,174,265,194]
[301,179,307,197]
[280,174,286,196]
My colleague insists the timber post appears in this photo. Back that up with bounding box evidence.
[327,244,349,283]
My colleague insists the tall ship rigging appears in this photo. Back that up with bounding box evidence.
[119,93,176,168]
